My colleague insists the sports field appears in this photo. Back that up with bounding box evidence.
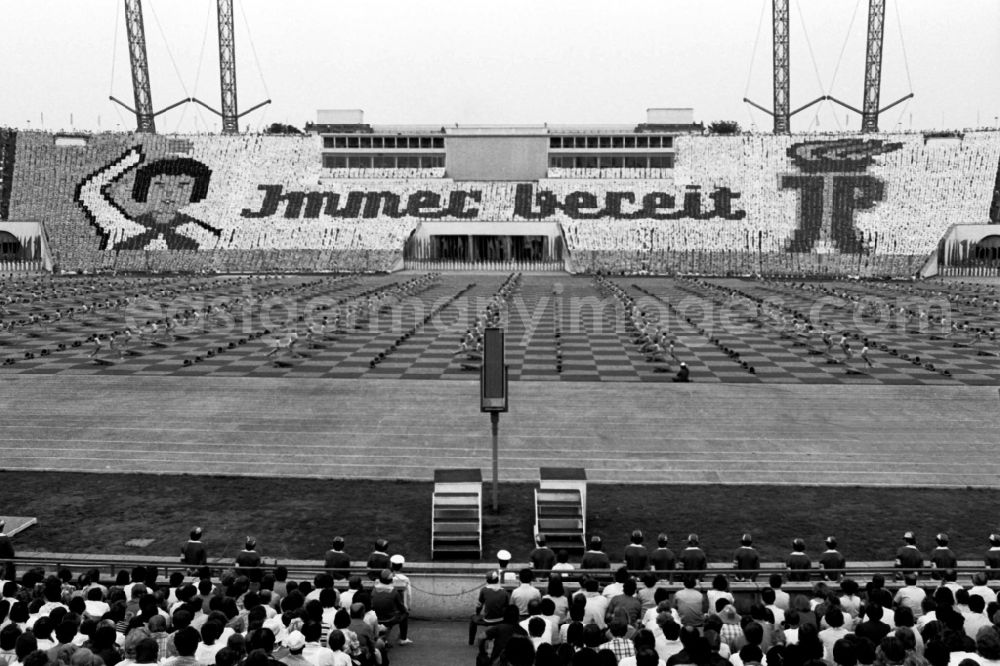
[2,272,999,562]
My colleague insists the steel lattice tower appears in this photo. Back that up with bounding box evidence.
[772,0,791,134]
[861,0,886,133]
[123,0,156,133]
[217,0,239,134]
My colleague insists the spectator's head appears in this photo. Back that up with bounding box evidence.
[547,574,565,598]
[792,538,806,553]
[741,533,753,546]
[894,605,914,628]
[976,627,1000,660]
[924,641,950,666]
[519,568,534,584]
[327,629,346,653]
[866,604,884,622]
[528,616,546,638]
[657,533,669,547]
[582,623,605,649]
[833,639,857,666]
[215,648,239,666]
[14,633,37,662]
[285,631,305,654]
[390,554,405,572]
[878,636,906,666]
[740,645,764,665]
[173,627,201,657]
[631,530,644,545]
[659,615,680,640]
[134,637,159,664]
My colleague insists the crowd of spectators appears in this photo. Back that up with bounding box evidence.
[3,130,999,276]
[0,537,420,666]
[468,534,1000,666]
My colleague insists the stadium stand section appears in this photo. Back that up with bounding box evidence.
[2,129,999,277]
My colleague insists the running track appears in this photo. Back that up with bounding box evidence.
[2,375,999,487]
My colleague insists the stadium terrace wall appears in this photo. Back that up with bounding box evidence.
[5,130,999,276]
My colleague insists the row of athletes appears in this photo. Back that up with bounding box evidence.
[597,276,691,381]
[86,273,440,361]
[521,530,1000,580]
[267,273,443,361]
[780,280,1000,345]
[455,274,520,362]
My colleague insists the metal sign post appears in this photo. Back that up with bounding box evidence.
[480,327,508,513]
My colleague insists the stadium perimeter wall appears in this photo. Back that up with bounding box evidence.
[1,129,998,276]
[16,551,981,620]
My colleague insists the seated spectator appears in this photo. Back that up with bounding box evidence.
[624,531,650,572]
[963,595,991,641]
[469,571,508,646]
[581,537,612,571]
[672,577,706,629]
[543,575,569,624]
[607,579,642,627]
[529,537,556,573]
[819,608,850,661]
[510,569,541,619]
[787,539,812,582]
[855,604,891,645]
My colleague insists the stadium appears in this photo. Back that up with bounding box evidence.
[2,1,1000,665]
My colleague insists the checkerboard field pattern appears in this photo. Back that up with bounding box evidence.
[2,273,999,386]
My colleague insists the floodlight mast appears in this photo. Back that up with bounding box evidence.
[190,0,271,133]
[743,0,825,134]
[122,0,156,133]
[772,0,791,134]
[111,0,191,133]
[217,0,239,134]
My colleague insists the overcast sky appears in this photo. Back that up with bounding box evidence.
[2,0,998,134]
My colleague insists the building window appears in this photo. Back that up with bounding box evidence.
[433,137,444,149]
[624,136,636,149]
[323,137,335,148]
[322,154,347,168]
[334,136,347,148]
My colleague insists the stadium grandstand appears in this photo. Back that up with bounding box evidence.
[5,1,1000,665]
[2,113,1000,277]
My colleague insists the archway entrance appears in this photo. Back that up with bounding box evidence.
[0,231,21,258]
[972,235,1000,262]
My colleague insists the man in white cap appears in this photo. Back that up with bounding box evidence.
[672,362,690,382]
[390,554,413,644]
[0,520,14,582]
[371,569,409,646]
[279,630,310,666]
[496,549,517,585]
